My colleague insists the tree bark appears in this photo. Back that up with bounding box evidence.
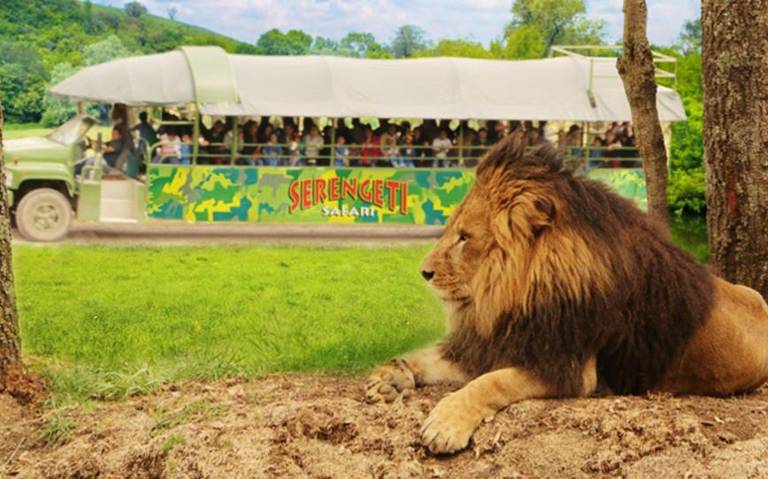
[0,100,23,392]
[617,0,670,224]
[702,0,768,299]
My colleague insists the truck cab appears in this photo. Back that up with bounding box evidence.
[4,114,96,241]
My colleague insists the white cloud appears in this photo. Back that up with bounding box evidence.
[97,0,700,47]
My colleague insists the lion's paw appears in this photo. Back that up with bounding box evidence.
[365,359,416,403]
[420,393,486,454]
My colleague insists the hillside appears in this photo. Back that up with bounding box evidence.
[0,0,255,123]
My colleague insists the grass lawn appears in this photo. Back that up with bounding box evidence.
[4,123,53,140]
[15,244,445,402]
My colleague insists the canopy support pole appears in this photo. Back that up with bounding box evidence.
[458,126,464,168]
[330,118,337,167]
[230,119,238,165]
[192,108,201,166]
[584,122,591,168]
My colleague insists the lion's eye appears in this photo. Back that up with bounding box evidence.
[458,231,470,243]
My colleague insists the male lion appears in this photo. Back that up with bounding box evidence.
[366,132,768,455]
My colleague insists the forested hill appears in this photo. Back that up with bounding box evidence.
[0,0,254,124]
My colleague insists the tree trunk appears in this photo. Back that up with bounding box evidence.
[617,0,670,224]
[702,1,768,299]
[0,100,23,393]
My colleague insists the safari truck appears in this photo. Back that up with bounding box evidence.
[9,45,684,241]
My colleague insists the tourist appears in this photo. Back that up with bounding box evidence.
[432,129,452,167]
[132,111,158,148]
[261,133,283,166]
[360,126,381,167]
[334,135,350,166]
[380,124,399,167]
[303,125,324,166]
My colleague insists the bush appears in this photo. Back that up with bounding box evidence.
[667,167,706,216]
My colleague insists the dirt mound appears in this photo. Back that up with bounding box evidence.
[2,375,767,478]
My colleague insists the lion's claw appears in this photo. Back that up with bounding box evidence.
[420,393,484,454]
[365,360,415,403]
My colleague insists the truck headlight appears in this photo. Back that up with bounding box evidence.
[4,171,11,188]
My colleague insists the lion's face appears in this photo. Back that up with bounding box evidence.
[420,187,496,305]
[420,136,565,335]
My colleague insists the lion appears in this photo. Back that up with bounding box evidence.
[366,132,768,455]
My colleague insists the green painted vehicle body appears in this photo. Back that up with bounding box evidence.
[3,115,97,207]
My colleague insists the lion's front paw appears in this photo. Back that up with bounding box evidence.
[420,393,488,454]
[365,359,416,403]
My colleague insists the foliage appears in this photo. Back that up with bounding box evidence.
[84,34,134,65]
[492,25,548,59]
[679,18,701,54]
[40,63,79,127]
[0,0,250,122]
[308,32,392,58]
[0,41,48,123]
[339,32,392,58]
[666,29,705,215]
[124,1,148,18]
[505,0,605,55]
[391,25,429,58]
[256,28,313,55]
[414,39,495,59]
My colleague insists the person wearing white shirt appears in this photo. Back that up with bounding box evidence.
[432,129,453,167]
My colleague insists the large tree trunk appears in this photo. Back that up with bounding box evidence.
[0,100,23,393]
[702,1,768,299]
[617,0,670,224]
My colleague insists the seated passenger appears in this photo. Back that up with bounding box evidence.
[154,128,182,163]
[180,130,193,165]
[103,127,126,168]
[360,126,381,167]
[334,135,349,167]
[303,125,324,166]
[261,133,283,166]
[132,112,158,148]
[432,129,453,167]
[380,124,399,167]
[398,132,416,168]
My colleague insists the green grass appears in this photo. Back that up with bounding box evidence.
[670,214,709,263]
[15,245,445,402]
[15,220,709,403]
[4,123,53,140]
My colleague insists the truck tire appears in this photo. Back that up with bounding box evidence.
[15,188,73,242]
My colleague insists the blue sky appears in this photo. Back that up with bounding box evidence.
[96,0,700,46]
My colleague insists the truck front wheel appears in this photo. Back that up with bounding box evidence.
[15,188,73,242]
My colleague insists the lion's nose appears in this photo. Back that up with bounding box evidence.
[421,270,435,281]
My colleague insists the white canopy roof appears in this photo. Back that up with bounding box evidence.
[50,49,686,122]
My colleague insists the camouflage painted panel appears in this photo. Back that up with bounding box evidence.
[586,168,648,211]
[146,166,475,224]
[146,166,646,224]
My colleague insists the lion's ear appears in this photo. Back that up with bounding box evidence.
[531,197,556,237]
[491,195,556,246]
[477,131,526,180]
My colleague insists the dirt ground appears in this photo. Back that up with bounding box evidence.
[1,375,767,479]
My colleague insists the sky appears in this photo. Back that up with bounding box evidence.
[95,0,701,47]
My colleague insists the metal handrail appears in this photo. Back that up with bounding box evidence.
[144,139,643,170]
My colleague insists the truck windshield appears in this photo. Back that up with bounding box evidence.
[47,115,96,146]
